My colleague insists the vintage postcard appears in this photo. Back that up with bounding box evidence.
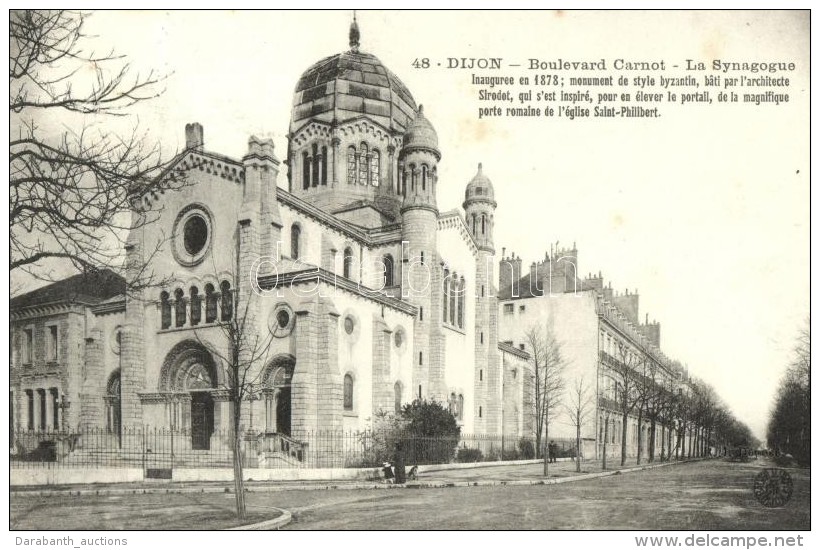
[8,9,810,542]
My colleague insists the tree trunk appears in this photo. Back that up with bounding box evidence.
[649,418,657,462]
[543,421,549,476]
[602,415,608,470]
[620,411,628,466]
[575,412,582,473]
[659,422,665,462]
[636,409,644,465]
[232,397,246,520]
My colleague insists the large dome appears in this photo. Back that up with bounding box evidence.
[291,50,417,133]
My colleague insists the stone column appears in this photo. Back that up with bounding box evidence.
[331,135,341,187]
[79,329,105,430]
[121,238,146,431]
[371,316,393,415]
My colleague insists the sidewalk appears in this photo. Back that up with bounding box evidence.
[11,457,698,497]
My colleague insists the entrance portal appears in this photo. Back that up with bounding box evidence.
[190,392,214,450]
[263,355,295,437]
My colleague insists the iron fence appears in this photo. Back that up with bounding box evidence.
[10,427,578,470]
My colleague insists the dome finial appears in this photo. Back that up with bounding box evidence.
[478,162,483,172]
[418,104,424,115]
[349,11,360,52]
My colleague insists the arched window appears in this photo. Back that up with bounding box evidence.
[343,247,353,279]
[347,146,357,184]
[394,381,402,414]
[302,151,310,190]
[481,214,486,235]
[205,284,217,323]
[321,146,328,186]
[421,164,428,191]
[457,277,466,328]
[370,150,380,186]
[160,291,171,329]
[472,214,477,235]
[442,269,449,322]
[410,164,417,191]
[174,288,186,327]
[449,392,457,416]
[311,144,320,187]
[400,167,407,196]
[358,143,368,185]
[458,394,464,421]
[189,286,201,326]
[220,281,233,321]
[383,254,394,287]
[290,224,300,260]
[449,275,456,325]
[343,374,354,411]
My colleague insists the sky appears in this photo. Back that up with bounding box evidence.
[19,10,810,441]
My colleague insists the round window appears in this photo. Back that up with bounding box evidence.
[277,309,290,329]
[344,316,355,335]
[269,303,295,337]
[172,204,213,267]
[183,215,208,255]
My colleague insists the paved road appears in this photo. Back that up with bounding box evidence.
[10,458,810,530]
[277,459,810,530]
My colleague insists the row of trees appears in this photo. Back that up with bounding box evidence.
[766,320,810,465]
[524,322,758,474]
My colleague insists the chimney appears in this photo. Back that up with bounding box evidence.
[185,122,204,151]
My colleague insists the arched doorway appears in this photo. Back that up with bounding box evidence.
[262,355,295,436]
[105,369,122,442]
[160,341,219,450]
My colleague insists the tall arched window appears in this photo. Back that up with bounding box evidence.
[449,275,456,325]
[311,144,320,187]
[370,150,380,186]
[472,214,477,235]
[302,151,310,190]
[448,392,457,416]
[383,254,394,287]
[410,164,417,191]
[400,167,407,196]
[358,143,368,185]
[160,291,171,329]
[481,214,486,235]
[290,224,301,260]
[394,381,402,414]
[457,277,466,328]
[189,286,201,326]
[220,281,233,321]
[347,146,357,184]
[321,146,328,185]
[343,374,354,411]
[421,164,428,191]
[205,284,217,323]
[343,247,354,279]
[458,394,464,421]
[174,288,186,327]
[442,269,449,322]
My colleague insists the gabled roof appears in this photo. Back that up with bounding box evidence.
[11,269,126,310]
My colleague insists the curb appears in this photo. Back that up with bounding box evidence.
[11,458,703,497]
[227,508,292,531]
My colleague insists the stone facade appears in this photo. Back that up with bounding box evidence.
[10,22,532,462]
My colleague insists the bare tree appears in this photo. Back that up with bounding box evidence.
[564,376,594,473]
[611,341,643,466]
[10,10,180,288]
[523,323,566,476]
[193,268,275,520]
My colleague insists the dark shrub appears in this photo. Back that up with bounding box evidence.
[399,399,460,465]
[518,438,535,459]
[456,447,483,463]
